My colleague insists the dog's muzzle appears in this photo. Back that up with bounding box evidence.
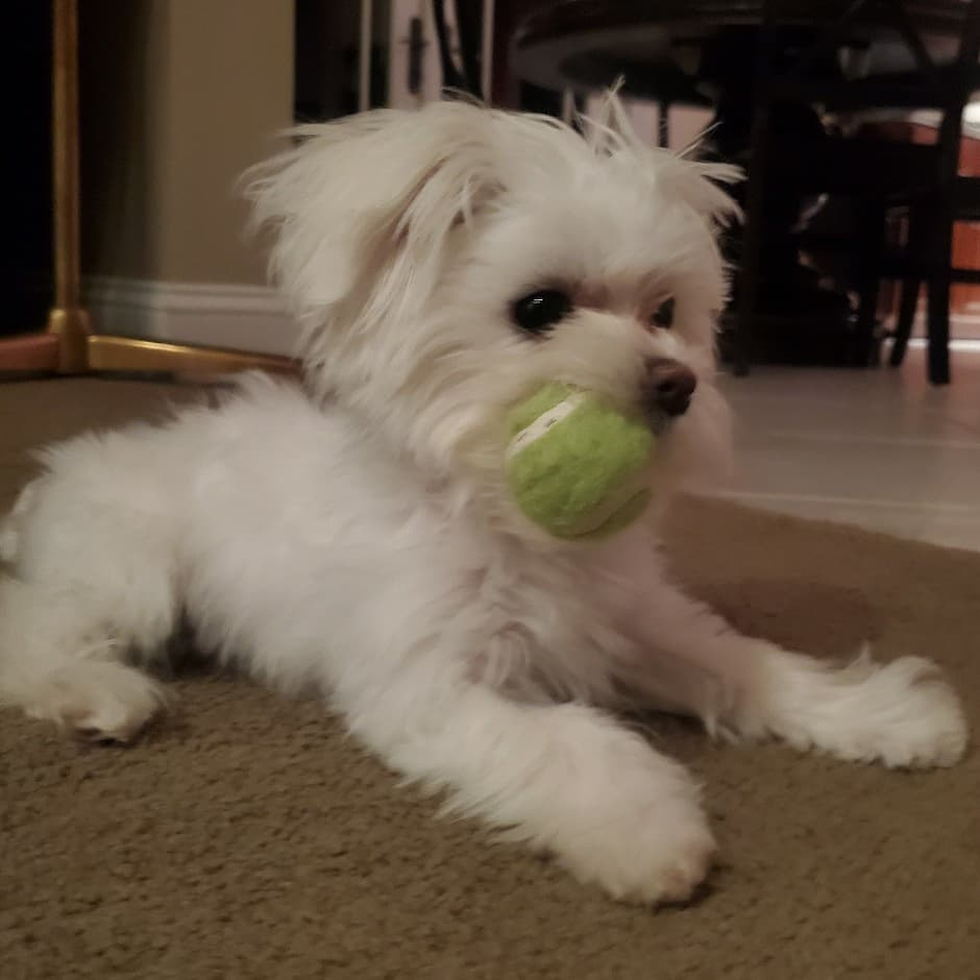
[644,358,697,418]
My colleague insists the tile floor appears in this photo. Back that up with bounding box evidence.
[708,344,980,552]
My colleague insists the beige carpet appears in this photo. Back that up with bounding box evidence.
[1,378,977,980]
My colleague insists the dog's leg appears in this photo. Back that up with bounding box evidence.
[0,472,175,742]
[614,581,968,769]
[343,679,716,904]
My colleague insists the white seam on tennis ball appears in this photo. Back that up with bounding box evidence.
[505,392,587,461]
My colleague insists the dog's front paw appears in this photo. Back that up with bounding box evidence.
[22,660,165,743]
[836,656,967,769]
[769,652,968,769]
[553,787,717,905]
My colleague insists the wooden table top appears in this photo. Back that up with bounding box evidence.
[512,0,973,97]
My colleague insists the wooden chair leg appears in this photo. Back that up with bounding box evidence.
[855,201,885,366]
[889,277,920,367]
[733,221,761,377]
[926,203,954,385]
[733,108,771,377]
[658,100,670,148]
[926,272,952,384]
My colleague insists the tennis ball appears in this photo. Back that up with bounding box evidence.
[504,382,655,540]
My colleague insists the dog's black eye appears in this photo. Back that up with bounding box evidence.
[650,298,675,330]
[511,290,572,336]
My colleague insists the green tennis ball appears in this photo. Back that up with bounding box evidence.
[504,383,655,540]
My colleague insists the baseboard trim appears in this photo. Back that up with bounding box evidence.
[902,310,980,341]
[83,276,300,357]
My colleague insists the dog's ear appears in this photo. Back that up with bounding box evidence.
[245,103,502,326]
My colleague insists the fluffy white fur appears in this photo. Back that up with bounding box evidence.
[0,94,968,904]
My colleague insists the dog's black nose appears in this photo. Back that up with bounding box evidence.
[645,359,697,417]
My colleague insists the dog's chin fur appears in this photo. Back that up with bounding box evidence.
[0,93,967,905]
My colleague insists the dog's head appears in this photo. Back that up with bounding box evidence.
[247,93,739,537]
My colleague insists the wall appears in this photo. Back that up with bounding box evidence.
[81,0,293,285]
[78,0,295,352]
[80,1,171,283]
[161,0,294,283]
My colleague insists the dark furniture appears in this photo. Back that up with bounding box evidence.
[735,0,980,384]
[890,174,980,368]
[511,1,970,103]
[509,0,977,381]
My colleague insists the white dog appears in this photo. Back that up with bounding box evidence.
[0,94,967,904]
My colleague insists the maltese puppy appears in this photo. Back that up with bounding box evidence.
[0,94,967,903]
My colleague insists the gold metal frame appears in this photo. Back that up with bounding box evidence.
[0,0,296,377]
